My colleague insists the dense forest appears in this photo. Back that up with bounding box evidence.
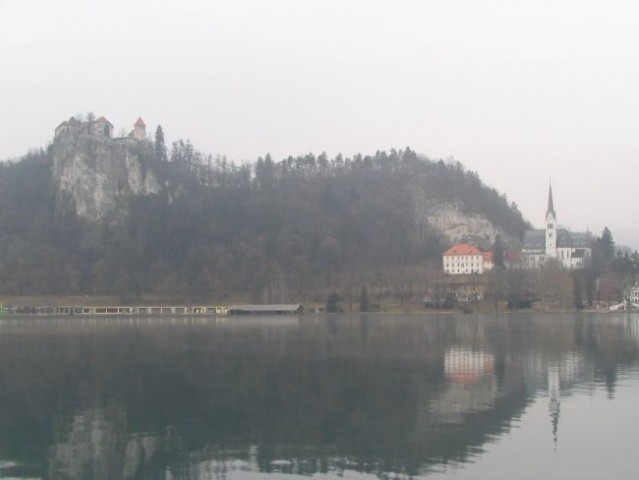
[0,132,528,302]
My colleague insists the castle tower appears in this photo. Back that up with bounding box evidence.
[545,181,557,259]
[131,117,146,141]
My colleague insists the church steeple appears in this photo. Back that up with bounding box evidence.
[546,181,556,219]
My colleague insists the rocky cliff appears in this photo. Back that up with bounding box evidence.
[52,131,160,221]
[409,185,519,249]
[422,202,514,246]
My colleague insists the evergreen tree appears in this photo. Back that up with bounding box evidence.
[600,227,615,261]
[326,292,343,313]
[154,125,167,162]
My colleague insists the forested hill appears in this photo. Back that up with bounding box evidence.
[0,138,528,301]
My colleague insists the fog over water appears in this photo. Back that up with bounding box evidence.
[2,0,639,246]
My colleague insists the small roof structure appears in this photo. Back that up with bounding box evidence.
[134,117,146,127]
[228,304,303,315]
[443,244,483,256]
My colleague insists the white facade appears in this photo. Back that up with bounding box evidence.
[630,284,639,308]
[443,244,490,274]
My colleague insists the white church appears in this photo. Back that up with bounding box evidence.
[522,184,591,269]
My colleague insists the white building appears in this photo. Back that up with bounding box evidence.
[522,184,590,269]
[443,244,492,274]
[630,284,639,308]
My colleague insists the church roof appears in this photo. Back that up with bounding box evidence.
[443,244,483,256]
[523,230,545,249]
[557,230,588,248]
[523,229,589,249]
[134,117,146,127]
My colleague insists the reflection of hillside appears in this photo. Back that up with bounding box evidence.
[0,314,638,478]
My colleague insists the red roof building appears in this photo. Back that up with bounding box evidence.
[443,244,492,275]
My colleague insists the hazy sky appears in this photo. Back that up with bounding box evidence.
[2,0,638,247]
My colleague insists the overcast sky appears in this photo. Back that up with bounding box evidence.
[1,0,638,247]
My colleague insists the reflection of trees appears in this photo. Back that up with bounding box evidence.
[0,315,637,478]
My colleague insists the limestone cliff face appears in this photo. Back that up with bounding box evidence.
[409,185,517,247]
[53,131,161,221]
[424,202,507,244]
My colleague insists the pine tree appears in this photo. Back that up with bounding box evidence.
[600,227,615,261]
[326,291,342,313]
[154,125,167,162]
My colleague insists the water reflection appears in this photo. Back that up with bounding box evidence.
[0,314,638,479]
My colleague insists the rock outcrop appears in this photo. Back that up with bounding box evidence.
[409,184,517,248]
[52,130,160,221]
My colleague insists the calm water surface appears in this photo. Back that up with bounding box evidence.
[1,313,638,479]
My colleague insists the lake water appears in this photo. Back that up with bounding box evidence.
[1,313,638,480]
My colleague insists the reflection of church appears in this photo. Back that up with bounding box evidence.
[548,365,560,450]
[545,353,583,452]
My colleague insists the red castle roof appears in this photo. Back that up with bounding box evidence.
[134,117,145,127]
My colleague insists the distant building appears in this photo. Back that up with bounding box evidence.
[130,117,146,140]
[629,284,639,308]
[54,116,85,138]
[522,183,590,269]
[443,244,493,275]
[228,304,304,315]
[54,115,146,143]
[93,116,114,138]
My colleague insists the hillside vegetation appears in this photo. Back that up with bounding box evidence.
[0,135,528,302]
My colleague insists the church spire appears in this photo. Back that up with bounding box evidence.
[546,180,556,219]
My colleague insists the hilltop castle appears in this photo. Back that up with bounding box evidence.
[55,116,146,142]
